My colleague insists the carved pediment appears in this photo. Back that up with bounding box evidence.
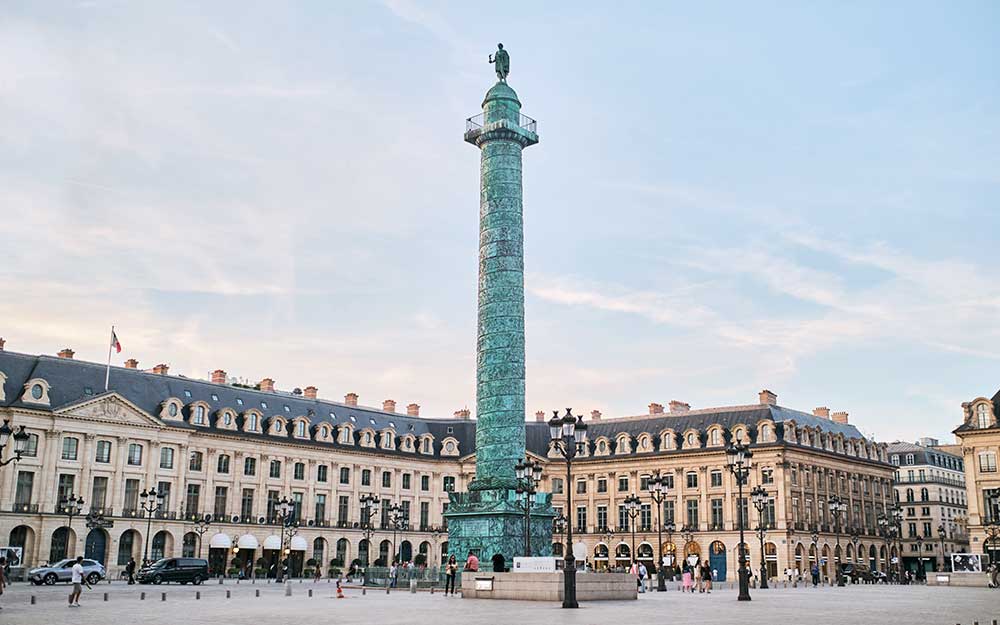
[55,393,165,428]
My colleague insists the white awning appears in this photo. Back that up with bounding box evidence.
[209,533,232,549]
[237,534,259,549]
[289,536,308,552]
[262,535,282,550]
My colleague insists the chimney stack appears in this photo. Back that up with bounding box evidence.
[152,364,169,375]
[345,393,358,407]
[259,378,275,392]
[211,369,227,384]
[758,389,777,405]
[535,410,546,422]
[407,403,420,417]
[590,410,602,421]
[813,406,830,419]
[669,400,690,414]
[454,408,471,420]
[124,358,139,369]
[648,403,664,415]
[304,386,318,400]
[383,399,396,413]
[831,411,849,424]
[57,348,75,359]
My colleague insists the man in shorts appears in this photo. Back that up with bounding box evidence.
[68,556,89,607]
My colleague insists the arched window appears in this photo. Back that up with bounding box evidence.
[247,413,258,431]
[906,489,914,502]
[759,424,770,442]
[194,406,206,425]
[710,429,720,446]
[687,433,696,447]
[920,488,929,501]
[182,532,198,557]
[296,421,306,437]
[978,403,991,429]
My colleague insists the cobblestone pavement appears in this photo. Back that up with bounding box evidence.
[0,580,996,625]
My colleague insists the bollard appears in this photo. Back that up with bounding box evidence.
[103,592,109,602]
[256,589,260,597]
[362,586,367,595]
[226,590,231,599]
[161,592,166,601]
[430,585,435,595]
[308,589,313,597]
[196,591,200,600]
[285,581,292,597]
[141,591,146,600]
[219,578,223,584]
[30,595,36,605]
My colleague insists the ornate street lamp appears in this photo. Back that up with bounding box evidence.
[514,458,543,557]
[548,408,588,609]
[358,494,380,581]
[139,488,166,566]
[274,496,299,583]
[192,515,212,558]
[647,472,669,590]
[663,520,676,579]
[387,502,409,568]
[915,535,925,581]
[623,493,641,571]
[849,527,860,575]
[0,420,29,468]
[750,485,769,589]
[983,522,1000,577]
[829,495,848,586]
[726,435,753,601]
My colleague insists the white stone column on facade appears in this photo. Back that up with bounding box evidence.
[38,431,62,512]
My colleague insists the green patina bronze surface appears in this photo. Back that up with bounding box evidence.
[444,50,553,566]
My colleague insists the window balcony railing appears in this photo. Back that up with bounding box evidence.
[11,503,38,513]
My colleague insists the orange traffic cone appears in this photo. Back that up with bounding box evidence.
[337,579,345,599]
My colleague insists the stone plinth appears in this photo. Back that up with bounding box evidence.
[925,572,991,587]
[460,572,637,601]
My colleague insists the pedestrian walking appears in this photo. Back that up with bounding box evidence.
[638,562,648,594]
[811,563,820,587]
[125,557,136,585]
[445,555,458,596]
[682,564,693,592]
[389,562,398,588]
[701,560,713,593]
[68,556,90,608]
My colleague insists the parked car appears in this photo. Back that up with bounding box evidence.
[28,558,105,586]
[840,563,875,584]
[137,557,209,585]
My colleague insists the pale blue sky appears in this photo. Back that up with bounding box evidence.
[1,1,997,443]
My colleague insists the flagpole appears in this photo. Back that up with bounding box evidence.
[105,325,114,392]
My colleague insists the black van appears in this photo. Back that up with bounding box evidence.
[137,558,209,585]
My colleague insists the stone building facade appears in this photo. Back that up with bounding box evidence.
[886,439,968,573]
[0,347,894,581]
[953,389,1000,565]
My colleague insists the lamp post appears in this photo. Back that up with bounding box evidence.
[664,520,676,580]
[387,502,408,567]
[647,473,669,590]
[548,408,588,609]
[681,526,695,570]
[274,496,298,583]
[915,535,924,581]
[829,495,847,586]
[750,485,769,589]
[58,494,84,557]
[193,515,212,558]
[624,493,641,570]
[725,435,753,601]
[359,494,380,582]
[810,526,819,584]
[983,523,1000,577]
[514,458,543,557]
[0,420,29,468]
[849,527,860,577]
[890,503,904,582]
[936,523,947,572]
[139,488,165,566]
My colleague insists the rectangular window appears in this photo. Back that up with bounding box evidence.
[711,498,724,528]
[267,490,280,520]
[421,475,430,491]
[686,499,699,528]
[979,453,997,473]
[640,476,649,491]
[22,434,38,457]
[61,437,79,461]
[189,451,203,472]
[400,500,410,523]
[663,500,675,524]
[597,478,608,493]
[443,476,456,492]
[618,476,629,492]
[127,443,142,466]
[269,460,281,479]
[124,479,140,512]
[185,484,200,516]
[640,503,651,530]
[338,496,349,525]
[217,455,231,474]
[317,465,328,483]
[710,471,722,487]
[576,506,587,532]
[14,471,34,506]
[91,476,108,510]
[340,467,350,484]
[551,478,563,494]
[292,492,303,520]
[381,471,392,488]
[95,440,111,463]
[361,469,371,486]
[738,497,748,528]
[293,462,305,480]
[243,457,256,476]
[57,473,75,502]
[420,501,430,528]
[402,474,411,490]
[686,472,698,489]
[764,499,776,527]
[619,505,629,531]
[241,489,254,519]
[597,505,608,531]
[576,480,587,494]
[158,482,172,513]
[214,486,228,518]
[761,468,774,484]
[315,494,327,522]
[160,447,174,469]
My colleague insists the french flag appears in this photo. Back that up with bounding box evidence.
[111,329,122,354]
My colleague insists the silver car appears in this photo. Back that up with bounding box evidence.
[28,558,106,585]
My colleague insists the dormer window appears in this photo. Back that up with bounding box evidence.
[236,398,244,406]
[247,413,259,431]
[295,421,306,437]
[978,403,991,429]
[211,393,219,401]
[261,401,268,409]
[168,403,178,417]
[759,424,771,442]
[273,421,283,434]
[21,378,51,406]
[284,405,290,413]
[710,429,720,446]
[687,433,696,447]
[223,412,232,427]
[184,390,192,398]
[194,406,206,425]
